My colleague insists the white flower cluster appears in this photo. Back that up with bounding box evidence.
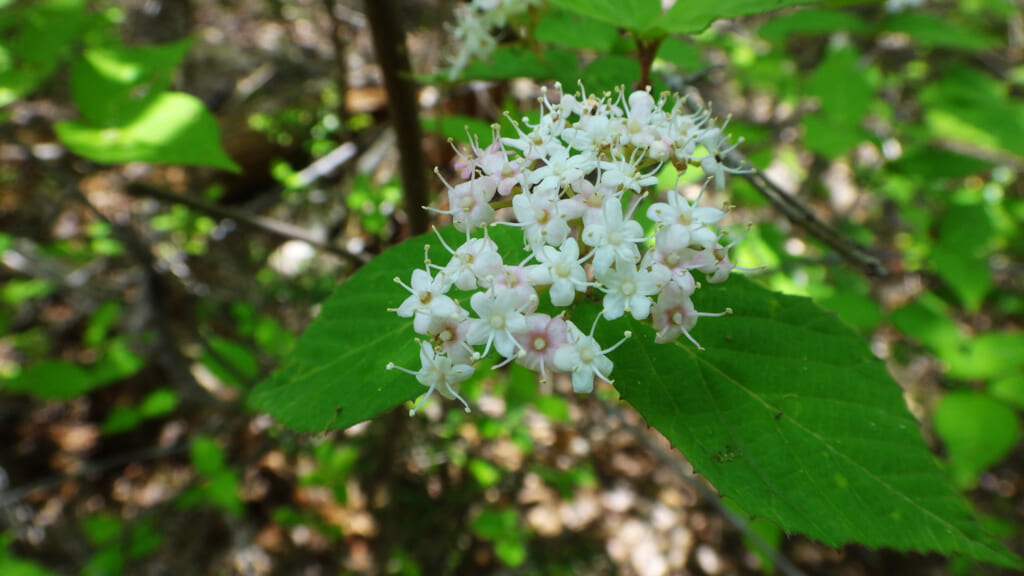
[388,84,751,415]
[446,0,540,81]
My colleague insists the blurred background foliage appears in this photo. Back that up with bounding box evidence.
[0,0,1023,574]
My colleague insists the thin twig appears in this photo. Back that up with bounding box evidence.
[0,443,190,508]
[600,400,808,576]
[672,81,889,278]
[125,183,369,265]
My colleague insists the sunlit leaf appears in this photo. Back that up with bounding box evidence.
[934,391,1021,489]
[56,92,240,172]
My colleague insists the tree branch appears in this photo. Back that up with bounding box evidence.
[125,183,369,266]
[364,0,430,235]
[676,85,889,278]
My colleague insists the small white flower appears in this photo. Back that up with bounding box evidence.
[527,237,591,307]
[466,287,533,359]
[433,228,504,291]
[651,280,730,348]
[553,319,630,393]
[429,169,498,231]
[514,313,568,382]
[511,190,572,250]
[391,267,459,334]
[582,197,646,273]
[594,255,669,321]
[647,183,726,230]
[387,341,474,414]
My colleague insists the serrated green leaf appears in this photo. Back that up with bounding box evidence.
[56,92,240,172]
[248,226,531,432]
[583,276,1020,568]
[934,391,1021,489]
[656,0,823,36]
[546,0,662,36]
[535,7,621,52]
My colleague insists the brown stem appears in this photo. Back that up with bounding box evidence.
[364,0,430,236]
[634,36,663,90]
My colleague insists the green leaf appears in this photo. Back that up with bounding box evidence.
[934,391,1021,489]
[421,114,494,144]
[807,47,872,128]
[0,0,89,108]
[579,55,640,93]
[459,45,549,81]
[655,37,704,71]
[932,203,994,312]
[657,0,823,36]
[138,388,179,418]
[585,276,1020,568]
[102,406,142,434]
[990,375,1024,411]
[249,226,530,432]
[757,8,870,42]
[882,13,1000,53]
[919,65,1024,158]
[802,114,869,159]
[0,278,55,306]
[191,435,226,476]
[468,458,502,488]
[84,301,122,347]
[55,92,240,172]
[946,333,1024,381]
[1,361,104,399]
[931,245,991,313]
[0,556,61,576]
[70,40,192,125]
[81,514,122,546]
[535,7,621,52]
[494,538,527,567]
[470,508,519,541]
[546,0,662,36]
[201,336,259,387]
